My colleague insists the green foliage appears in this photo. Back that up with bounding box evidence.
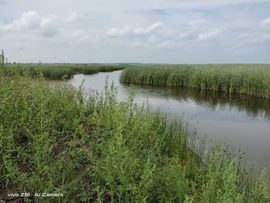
[1,63,124,80]
[0,73,269,202]
[120,64,270,99]
[200,146,244,203]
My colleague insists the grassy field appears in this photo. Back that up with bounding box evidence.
[0,68,269,202]
[120,64,270,99]
[2,63,124,80]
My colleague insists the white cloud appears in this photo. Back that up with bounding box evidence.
[40,14,60,36]
[130,42,149,48]
[67,12,84,23]
[40,15,58,28]
[17,11,40,30]
[157,40,183,49]
[177,19,223,42]
[0,11,78,37]
[106,26,131,37]
[130,40,183,49]
[102,18,224,50]
[0,11,40,32]
[0,0,269,63]
[239,32,270,45]
[179,31,195,39]
[72,29,86,39]
[71,29,90,43]
[147,35,160,43]
[103,18,224,48]
[197,27,224,41]
[261,16,270,29]
[143,21,163,34]
[105,21,163,37]
[239,16,270,46]
[11,0,265,11]
[189,19,209,29]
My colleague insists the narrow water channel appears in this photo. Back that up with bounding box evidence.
[68,70,270,170]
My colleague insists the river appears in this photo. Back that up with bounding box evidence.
[68,70,270,170]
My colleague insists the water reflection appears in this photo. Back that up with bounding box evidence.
[124,85,270,120]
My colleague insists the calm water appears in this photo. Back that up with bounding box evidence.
[68,70,270,170]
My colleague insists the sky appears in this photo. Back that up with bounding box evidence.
[0,0,270,63]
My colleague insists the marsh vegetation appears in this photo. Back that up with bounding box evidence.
[120,64,270,99]
[2,63,124,80]
[0,63,269,202]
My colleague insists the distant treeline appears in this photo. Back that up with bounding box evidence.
[120,64,270,99]
[1,63,125,80]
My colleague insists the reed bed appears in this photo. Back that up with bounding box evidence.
[0,72,269,202]
[2,63,124,80]
[120,64,270,99]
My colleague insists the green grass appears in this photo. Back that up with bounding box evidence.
[0,72,269,202]
[2,63,124,80]
[120,64,270,99]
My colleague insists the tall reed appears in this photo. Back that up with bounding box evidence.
[120,64,270,99]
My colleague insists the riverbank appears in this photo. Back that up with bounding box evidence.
[0,72,269,202]
[2,63,124,80]
[120,64,270,99]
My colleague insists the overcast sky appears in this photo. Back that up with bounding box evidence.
[0,0,270,63]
